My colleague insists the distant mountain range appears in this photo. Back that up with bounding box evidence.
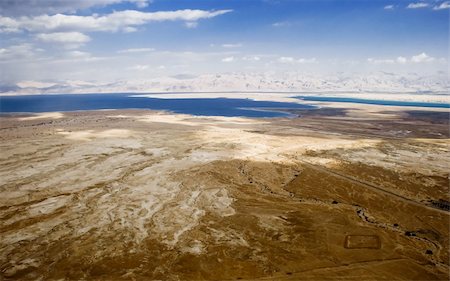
[1,71,448,95]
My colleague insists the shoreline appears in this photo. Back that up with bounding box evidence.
[1,91,449,104]
[1,93,449,117]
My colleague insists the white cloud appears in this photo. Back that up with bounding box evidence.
[0,0,152,16]
[123,26,138,33]
[407,2,429,8]
[184,21,198,28]
[0,9,233,33]
[411,52,435,63]
[396,56,407,64]
[221,56,235,62]
[368,53,436,64]
[272,21,291,27]
[298,57,317,63]
[278,56,295,63]
[117,47,155,53]
[384,5,395,10]
[127,64,149,71]
[278,56,316,64]
[0,43,35,60]
[35,32,91,43]
[131,0,151,8]
[242,56,261,61]
[221,43,242,48]
[67,51,91,58]
[433,1,450,10]
[367,58,395,64]
[43,50,106,64]
[35,32,91,49]
[0,16,21,33]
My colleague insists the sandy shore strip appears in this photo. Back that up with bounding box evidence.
[130,91,450,106]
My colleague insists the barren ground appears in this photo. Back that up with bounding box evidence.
[0,105,449,280]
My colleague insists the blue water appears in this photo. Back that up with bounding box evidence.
[296,96,450,109]
[0,94,314,117]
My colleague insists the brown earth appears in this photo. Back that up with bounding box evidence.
[0,106,449,280]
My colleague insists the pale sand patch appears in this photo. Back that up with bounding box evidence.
[181,240,205,255]
[302,157,340,167]
[337,140,450,175]
[302,101,450,114]
[299,92,450,104]
[197,125,382,163]
[1,195,73,230]
[57,129,134,141]
[123,113,383,165]
[130,92,450,105]
[19,112,64,120]
[27,195,72,217]
[109,113,271,127]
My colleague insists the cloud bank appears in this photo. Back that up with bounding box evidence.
[0,0,151,16]
[0,9,233,33]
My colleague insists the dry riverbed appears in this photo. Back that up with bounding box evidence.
[0,106,449,280]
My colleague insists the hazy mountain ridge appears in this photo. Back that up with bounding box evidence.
[2,72,448,95]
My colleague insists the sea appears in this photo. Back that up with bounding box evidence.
[0,94,312,118]
[1,93,448,118]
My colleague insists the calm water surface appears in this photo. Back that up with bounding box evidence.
[0,94,314,117]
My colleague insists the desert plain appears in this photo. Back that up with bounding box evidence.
[0,102,449,280]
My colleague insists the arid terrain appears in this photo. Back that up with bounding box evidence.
[0,104,449,280]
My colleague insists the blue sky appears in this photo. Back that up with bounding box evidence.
[0,0,448,84]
